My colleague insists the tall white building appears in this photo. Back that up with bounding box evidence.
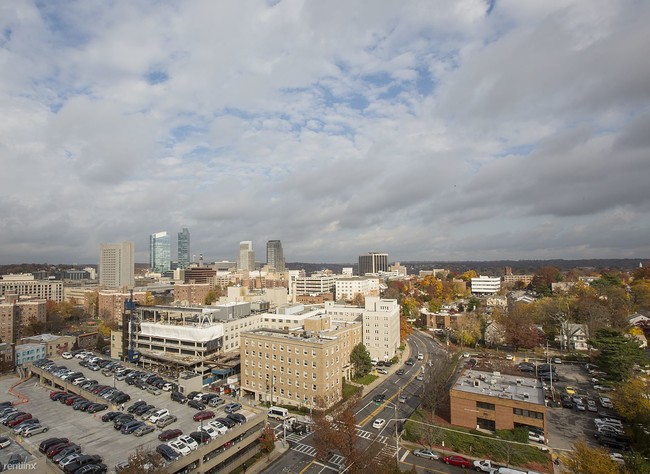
[238,241,255,271]
[324,296,400,361]
[99,241,135,289]
[471,276,501,295]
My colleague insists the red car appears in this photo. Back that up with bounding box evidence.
[442,456,472,468]
[47,441,76,458]
[158,428,183,441]
[193,410,215,422]
[7,413,32,427]
[49,391,65,401]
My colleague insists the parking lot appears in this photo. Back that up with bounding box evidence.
[545,361,620,452]
[2,355,256,471]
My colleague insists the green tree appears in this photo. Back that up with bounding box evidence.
[590,329,649,381]
[350,343,372,378]
[561,440,621,474]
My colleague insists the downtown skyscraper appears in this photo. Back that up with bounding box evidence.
[150,231,171,273]
[266,240,285,272]
[178,227,190,269]
[237,241,255,271]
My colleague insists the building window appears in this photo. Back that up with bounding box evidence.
[513,408,544,420]
[477,401,495,411]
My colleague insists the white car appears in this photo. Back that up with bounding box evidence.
[553,358,562,364]
[62,352,73,359]
[208,420,229,435]
[199,425,219,439]
[148,409,170,423]
[372,418,386,429]
[162,383,174,391]
[0,438,10,449]
[599,397,614,409]
[610,453,625,464]
[505,354,514,360]
[168,439,191,456]
[178,435,198,451]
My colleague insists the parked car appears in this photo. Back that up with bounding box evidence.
[600,397,614,409]
[121,420,146,435]
[39,437,69,453]
[23,424,49,437]
[412,449,439,460]
[187,400,205,411]
[88,403,108,413]
[159,429,183,441]
[133,424,156,437]
[178,435,199,451]
[156,414,178,428]
[156,444,179,461]
[74,463,108,474]
[127,401,147,413]
[171,392,187,404]
[0,437,10,448]
[224,403,242,413]
[193,410,215,422]
[208,396,225,407]
[189,431,211,444]
[62,454,103,474]
[227,413,246,424]
[169,439,192,456]
[148,409,170,423]
[442,455,472,468]
[215,417,236,429]
[598,436,630,451]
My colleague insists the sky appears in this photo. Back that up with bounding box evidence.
[1,0,649,265]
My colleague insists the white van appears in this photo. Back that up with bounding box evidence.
[495,468,527,474]
[268,406,289,420]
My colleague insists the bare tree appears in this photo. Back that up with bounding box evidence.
[422,355,457,420]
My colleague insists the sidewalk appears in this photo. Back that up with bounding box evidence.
[245,439,290,474]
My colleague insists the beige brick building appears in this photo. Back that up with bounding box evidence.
[20,333,76,357]
[0,295,46,343]
[240,316,362,409]
[98,290,148,322]
[0,274,63,302]
[174,283,211,305]
[450,369,546,436]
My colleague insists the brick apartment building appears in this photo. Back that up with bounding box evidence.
[450,369,547,435]
[240,315,362,409]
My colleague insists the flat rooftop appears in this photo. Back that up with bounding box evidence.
[245,324,356,344]
[453,369,545,406]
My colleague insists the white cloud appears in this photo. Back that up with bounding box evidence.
[0,0,648,264]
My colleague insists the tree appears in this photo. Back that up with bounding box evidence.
[400,313,413,341]
[590,328,649,381]
[561,440,621,474]
[119,446,165,474]
[400,296,419,319]
[350,343,372,378]
[421,355,457,419]
[497,303,542,351]
[204,289,218,305]
[611,376,650,423]
[455,313,481,347]
[351,293,365,307]
[258,424,276,459]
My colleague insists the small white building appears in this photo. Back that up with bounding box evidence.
[15,343,46,367]
[557,323,589,351]
[471,276,501,295]
[335,276,380,301]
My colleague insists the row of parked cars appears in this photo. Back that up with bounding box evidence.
[34,358,132,405]
[97,362,174,394]
[0,401,49,437]
[39,436,106,473]
[153,409,247,462]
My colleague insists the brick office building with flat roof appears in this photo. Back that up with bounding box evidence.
[450,369,547,436]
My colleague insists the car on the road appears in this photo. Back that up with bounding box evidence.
[442,455,472,468]
[372,418,386,429]
[398,394,407,403]
[412,449,439,460]
[416,374,424,381]
[405,358,414,366]
[372,394,386,403]
[395,369,405,375]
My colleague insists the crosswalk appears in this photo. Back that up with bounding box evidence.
[355,428,389,444]
[292,442,318,457]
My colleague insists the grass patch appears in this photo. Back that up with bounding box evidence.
[354,374,378,385]
[342,381,362,399]
[403,410,550,469]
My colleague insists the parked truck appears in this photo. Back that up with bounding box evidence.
[473,459,502,473]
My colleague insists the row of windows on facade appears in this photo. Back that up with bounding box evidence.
[476,401,544,420]
[244,383,337,403]
[245,350,340,364]
[244,340,349,354]
[245,366,340,379]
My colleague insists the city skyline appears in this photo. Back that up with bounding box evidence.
[1,2,649,265]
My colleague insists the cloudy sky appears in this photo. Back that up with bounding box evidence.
[1,0,649,265]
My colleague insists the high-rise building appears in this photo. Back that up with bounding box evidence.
[150,231,171,273]
[237,241,255,271]
[178,227,190,269]
[358,252,389,276]
[99,241,135,288]
[266,240,285,272]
